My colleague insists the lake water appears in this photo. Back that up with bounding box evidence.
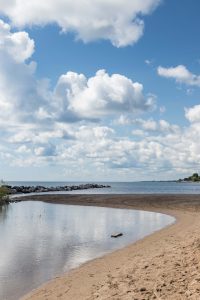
[8,181,200,194]
[0,201,174,300]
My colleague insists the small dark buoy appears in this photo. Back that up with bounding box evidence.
[111,233,123,238]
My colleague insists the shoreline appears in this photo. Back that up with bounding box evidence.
[20,194,200,300]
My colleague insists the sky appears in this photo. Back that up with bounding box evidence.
[0,0,200,181]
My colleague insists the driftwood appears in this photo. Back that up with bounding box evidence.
[111,233,123,238]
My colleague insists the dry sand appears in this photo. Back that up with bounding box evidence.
[20,194,200,300]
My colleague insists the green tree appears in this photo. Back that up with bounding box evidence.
[192,173,199,178]
[0,180,9,203]
[191,173,200,182]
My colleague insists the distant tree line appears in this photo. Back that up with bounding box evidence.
[179,173,200,182]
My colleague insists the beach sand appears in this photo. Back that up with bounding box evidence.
[20,194,200,300]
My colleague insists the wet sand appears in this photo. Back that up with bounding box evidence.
[20,194,200,300]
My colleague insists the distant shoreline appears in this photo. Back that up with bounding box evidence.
[20,194,200,300]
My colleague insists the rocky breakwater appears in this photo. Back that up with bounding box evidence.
[5,183,111,195]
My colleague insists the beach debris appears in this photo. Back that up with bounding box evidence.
[111,233,123,238]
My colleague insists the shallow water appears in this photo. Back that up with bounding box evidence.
[0,201,174,300]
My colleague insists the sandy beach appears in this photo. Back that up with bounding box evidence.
[19,194,200,300]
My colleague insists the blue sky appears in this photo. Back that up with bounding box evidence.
[0,0,200,181]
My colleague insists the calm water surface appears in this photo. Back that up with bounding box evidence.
[8,181,200,194]
[0,201,174,300]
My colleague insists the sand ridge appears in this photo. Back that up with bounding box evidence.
[20,194,200,300]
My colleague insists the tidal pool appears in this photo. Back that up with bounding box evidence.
[0,201,174,300]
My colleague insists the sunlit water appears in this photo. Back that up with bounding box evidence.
[0,201,175,300]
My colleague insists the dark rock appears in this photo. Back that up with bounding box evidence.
[7,183,111,195]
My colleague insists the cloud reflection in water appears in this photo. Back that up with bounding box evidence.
[0,201,174,300]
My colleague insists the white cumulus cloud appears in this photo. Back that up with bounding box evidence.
[0,0,161,47]
[185,105,200,123]
[157,65,200,87]
[54,69,156,121]
[0,19,34,62]
[0,19,156,129]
